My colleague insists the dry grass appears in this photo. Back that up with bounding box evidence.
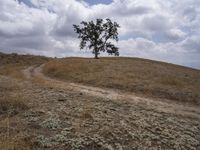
[0,52,50,66]
[0,76,29,150]
[0,52,51,79]
[0,76,28,115]
[0,54,199,149]
[0,95,28,116]
[0,133,28,150]
[0,64,25,79]
[43,57,200,105]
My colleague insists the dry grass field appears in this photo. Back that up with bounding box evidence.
[0,53,50,149]
[0,53,200,149]
[43,57,200,105]
[0,53,50,79]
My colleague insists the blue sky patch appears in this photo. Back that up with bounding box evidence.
[84,0,113,5]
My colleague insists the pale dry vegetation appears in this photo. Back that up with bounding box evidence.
[0,53,50,149]
[43,57,200,105]
[0,53,51,79]
[0,52,50,66]
[0,53,200,149]
[0,76,29,150]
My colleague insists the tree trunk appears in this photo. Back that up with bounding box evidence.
[94,49,99,59]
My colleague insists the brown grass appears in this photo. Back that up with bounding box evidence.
[0,95,28,116]
[0,132,28,150]
[0,52,51,79]
[0,64,25,79]
[0,52,50,66]
[43,57,200,105]
[0,77,29,150]
[0,77,28,115]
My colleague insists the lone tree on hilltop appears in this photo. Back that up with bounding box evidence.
[73,18,120,59]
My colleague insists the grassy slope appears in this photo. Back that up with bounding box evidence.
[43,57,200,105]
[0,52,51,79]
[0,53,200,149]
[0,52,51,149]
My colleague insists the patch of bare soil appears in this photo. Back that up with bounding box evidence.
[0,65,199,150]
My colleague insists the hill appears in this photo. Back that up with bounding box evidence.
[0,53,200,149]
[0,52,51,78]
[43,57,200,105]
[0,52,50,66]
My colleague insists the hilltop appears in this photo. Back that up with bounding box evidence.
[43,57,200,105]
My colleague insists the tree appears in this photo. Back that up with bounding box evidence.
[73,18,120,59]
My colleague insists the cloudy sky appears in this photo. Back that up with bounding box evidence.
[0,0,200,69]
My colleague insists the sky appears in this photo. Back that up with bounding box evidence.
[84,0,112,5]
[0,0,200,69]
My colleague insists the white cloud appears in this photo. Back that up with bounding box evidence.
[180,36,200,52]
[0,0,200,69]
[118,38,200,69]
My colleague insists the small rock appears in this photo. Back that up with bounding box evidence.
[58,98,66,102]
[110,108,116,111]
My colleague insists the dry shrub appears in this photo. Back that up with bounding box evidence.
[0,95,28,116]
[0,99,28,115]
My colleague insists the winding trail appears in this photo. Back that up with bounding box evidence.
[22,65,200,120]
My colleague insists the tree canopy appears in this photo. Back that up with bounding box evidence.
[73,18,120,59]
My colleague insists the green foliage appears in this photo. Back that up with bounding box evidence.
[73,18,120,58]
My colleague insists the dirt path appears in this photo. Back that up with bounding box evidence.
[23,65,200,120]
